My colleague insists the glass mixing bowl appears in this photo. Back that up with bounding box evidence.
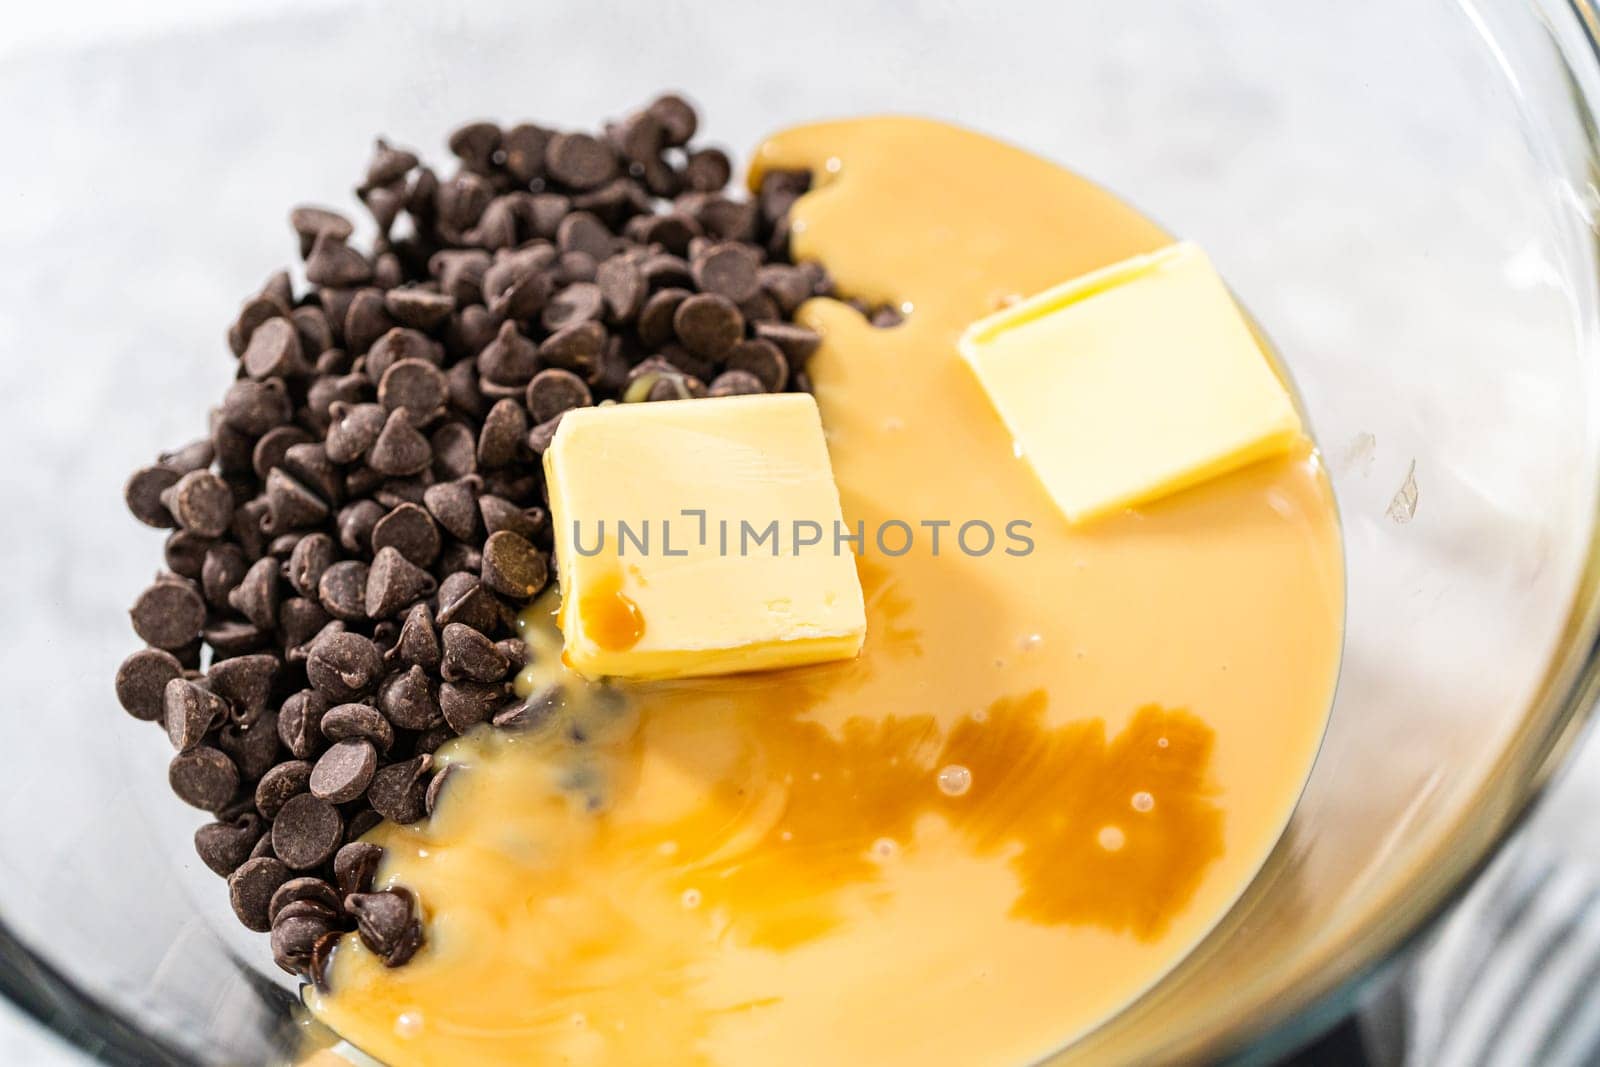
[3,0,1599,1062]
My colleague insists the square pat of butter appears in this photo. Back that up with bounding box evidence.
[544,393,867,680]
[958,242,1303,525]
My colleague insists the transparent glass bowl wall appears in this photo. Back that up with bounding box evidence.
[0,1,1597,1063]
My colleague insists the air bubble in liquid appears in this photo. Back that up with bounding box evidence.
[1131,791,1154,813]
[936,764,972,797]
[395,1012,424,1039]
[1097,826,1126,851]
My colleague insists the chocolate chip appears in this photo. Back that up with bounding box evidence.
[345,290,395,355]
[695,194,759,242]
[264,468,331,533]
[278,602,330,660]
[410,725,451,757]
[367,409,433,477]
[270,876,343,925]
[229,856,292,932]
[437,171,494,232]
[242,317,309,380]
[439,681,504,733]
[205,622,267,658]
[163,530,214,581]
[321,703,395,752]
[648,93,698,146]
[278,691,329,760]
[228,556,280,631]
[683,147,732,193]
[334,841,384,896]
[692,243,761,304]
[556,211,617,261]
[500,123,549,182]
[290,621,346,667]
[336,500,385,555]
[484,248,554,320]
[545,132,618,190]
[169,747,240,812]
[496,638,531,673]
[757,264,812,315]
[218,710,281,780]
[538,321,605,377]
[271,912,336,977]
[476,399,527,470]
[574,179,649,230]
[379,359,448,426]
[441,623,512,684]
[753,320,822,365]
[240,280,285,324]
[429,422,478,481]
[392,605,443,673]
[554,251,598,286]
[305,234,373,289]
[367,755,432,823]
[637,288,691,349]
[379,665,441,731]
[422,477,481,542]
[306,631,382,701]
[154,471,233,539]
[291,307,337,361]
[673,292,743,359]
[448,120,501,173]
[195,811,265,877]
[493,684,560,731]
[472,204,521,255]
[541,282,604,332]
[424,764,457,814]
[641,253,695,290]
[596,256,647,323]
[709,369,766,396]
[206,654,278,723]
[316,559,369,622]
[290,206,353,257]
[724,337,789,392]
[115,648,184,721]
[124,466,180,528]
[526,413,565,454]
[737,289,780,326]
[385,286,454,331]
[367,327,440,383]
[477,320,540,387]
[346,887,424,966]
[163,677,226,750]
[286,533,334,599]
[272,793,344,870]
[368,503,440,569]
[255,760,312,819]
[309,929,342,993]
[478,496,546,542]
[310,739,378,803]
[252,426,315,483]
[480,531,548,600]
[366,545,437,619]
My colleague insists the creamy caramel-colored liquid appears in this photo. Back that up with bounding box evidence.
[308,117,1344,1066]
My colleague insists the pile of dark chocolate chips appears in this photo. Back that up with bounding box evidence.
[113,94,881,987]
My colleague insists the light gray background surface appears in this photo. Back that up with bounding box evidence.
[1,1,1598,1064]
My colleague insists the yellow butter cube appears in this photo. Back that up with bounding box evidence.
[958,242,1303,524]
[544,393,867,680]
